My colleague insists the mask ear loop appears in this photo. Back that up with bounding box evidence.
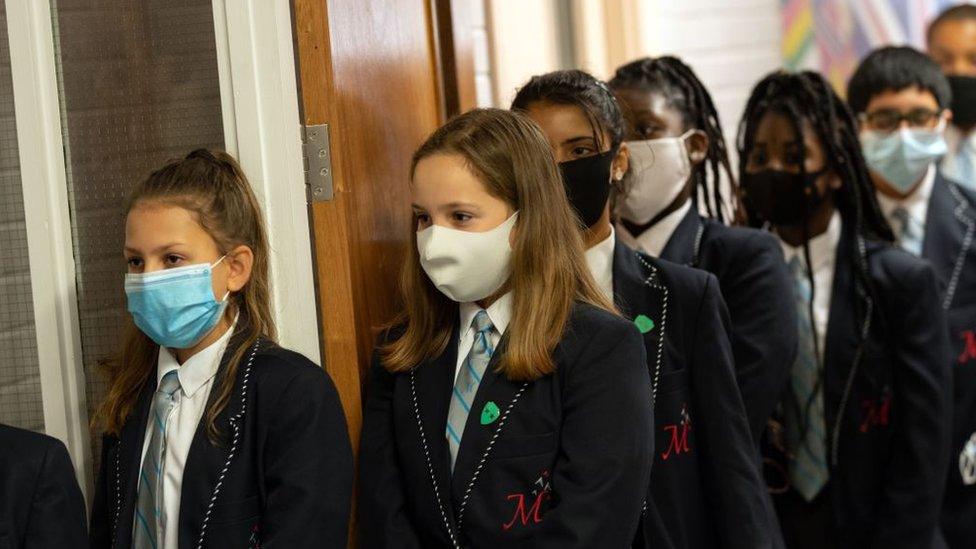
[211,254,232,302]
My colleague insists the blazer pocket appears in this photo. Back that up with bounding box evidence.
[655,369,688,396]
[491,432,556,460]
[208,495,260,525]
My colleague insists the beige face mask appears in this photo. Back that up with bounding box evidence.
[616,130,695,225]
[416,212,518,303]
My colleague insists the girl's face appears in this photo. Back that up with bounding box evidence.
[523,101,628,173]
[614,87,708,160]
[124,202,251,299]
[744,111,841,197]
[411,153,514,232]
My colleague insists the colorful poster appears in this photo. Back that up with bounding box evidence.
[782,0,962,93]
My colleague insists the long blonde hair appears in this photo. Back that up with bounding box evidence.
[94,149,277,439]
[382,108,615,381]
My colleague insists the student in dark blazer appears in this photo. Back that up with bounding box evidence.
[514,70,773,549]
[739,70,951,549]
[0,423,87,549]
[358,108,654,548]
[89,150,352,549]
[608,56,798,443]
[847,46,976,548]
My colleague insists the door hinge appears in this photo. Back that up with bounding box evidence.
[301,123,334,202]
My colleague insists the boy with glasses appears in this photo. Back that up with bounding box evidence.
[849,45,976,549]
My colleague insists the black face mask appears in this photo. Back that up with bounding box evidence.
[558,150,616,228]
[740,168,828,227]
[948,75,976,127]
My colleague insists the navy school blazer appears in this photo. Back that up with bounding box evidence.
[660,208,798,442]
[924,172,976,549]
[0,424,87,549]
[612,240,774,549]
[357,302,654,548]
[767,220,951,548]
[89,336,353,549]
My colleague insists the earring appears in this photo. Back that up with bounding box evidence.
[614,170,624,181]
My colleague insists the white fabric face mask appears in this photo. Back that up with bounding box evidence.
[416,212,518,303]
[616,131,695,225]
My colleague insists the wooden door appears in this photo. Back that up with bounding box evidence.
[291,0,476,543]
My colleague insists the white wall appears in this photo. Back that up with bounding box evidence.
[486,0,784,142]
[486,0,566,107]
[630,0,782,146]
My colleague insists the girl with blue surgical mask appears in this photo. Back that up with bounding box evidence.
[90,149,353,549]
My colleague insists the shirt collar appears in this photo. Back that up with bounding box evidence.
[615,200,692,257]
[876,163,935,221]
[585,226,616,299]
[459,291,513,339]
[779,210,841,272]
[157,320,236,398]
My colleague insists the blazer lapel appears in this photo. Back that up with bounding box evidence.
[613,239,667,400]
[449,335,530,532]
[822,221,864,463]
[114,374,156,548]
[410,326,460,527]
[659,207,701,266]
[178,334,250,542]
[924,172,976,309]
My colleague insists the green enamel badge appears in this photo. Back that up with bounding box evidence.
[634,314,655,334]
[481,401,501,425]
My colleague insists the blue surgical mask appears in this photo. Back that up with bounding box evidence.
[125,256,229,349]
[861,123,948,193]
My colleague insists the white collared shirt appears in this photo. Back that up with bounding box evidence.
[139,324,235,549]
[585,227,616,301]
[778,212,841,356]
[876,163,936,250]
[615,200,692,257]
[942,124,976,188]
[455,292,512,383]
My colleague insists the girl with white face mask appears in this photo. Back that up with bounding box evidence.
[609,56,798,448]
[357,108,654,549]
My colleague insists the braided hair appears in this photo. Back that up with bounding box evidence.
[510,69,623,153]
[609,56,739,223]
[737,71,893,462]
[736,70,893,243]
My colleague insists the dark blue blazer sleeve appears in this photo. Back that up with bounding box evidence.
[531,318,654,548]
[25,436,87,549]
[873,257,952,547]
[721,231,797,440]
[260,364,353,548]
[358,352,424,549]
[691,274,772,549]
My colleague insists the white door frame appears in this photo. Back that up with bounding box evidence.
[4,0,318,501]
[213,0,321,365]
[6,0,93,497]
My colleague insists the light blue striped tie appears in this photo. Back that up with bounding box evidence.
[446,310,494,471]
[891,207,923,257]
[785,256,829,501]
[133,370,181,549]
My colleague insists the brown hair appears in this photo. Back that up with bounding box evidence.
[94,149,277,439]
[381,108,616,381]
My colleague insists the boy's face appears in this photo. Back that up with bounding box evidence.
[860,86,947,133]
[929,19,976,76]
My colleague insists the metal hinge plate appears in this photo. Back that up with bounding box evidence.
[301,123,334,202]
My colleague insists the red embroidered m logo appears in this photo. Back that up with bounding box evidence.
[959,330,976,364]
[502,491,549,531]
